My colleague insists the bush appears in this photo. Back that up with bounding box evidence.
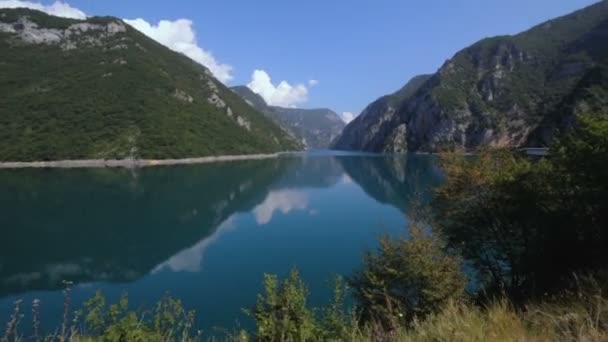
[433,115,608,301]
[246,268,317,341]
[82,291,198,341]
[350,225,466,327]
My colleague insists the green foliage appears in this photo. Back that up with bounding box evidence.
[246,268,317,342]
[386,284,608,342]
[388,74,433,106]
[7,287,608,341]
[350,225,466,326]
[434,115,608,301]
[81,290,198,341]
[0,9,299,162]
[335,0,608,152]
[318,277,358,342]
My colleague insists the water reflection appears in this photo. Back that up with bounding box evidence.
[338,154,443,211]
[0,153,441,301]
[253,190,310,225]
[153,217,237,273]
[0,159,291,296]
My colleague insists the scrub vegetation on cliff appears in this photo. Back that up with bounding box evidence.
[333,0,608,152]
[0,9,300,162]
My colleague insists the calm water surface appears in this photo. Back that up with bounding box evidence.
[0,152,442,334]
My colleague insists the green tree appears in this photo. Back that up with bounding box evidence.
[318,276,358,341]
[247,267,317,342]
[350,225,466,327]
[433,115,608,301]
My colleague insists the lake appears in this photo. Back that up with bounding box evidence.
[0,152,443,335]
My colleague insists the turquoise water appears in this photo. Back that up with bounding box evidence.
[0,152,442,334]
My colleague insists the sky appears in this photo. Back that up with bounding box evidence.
[0,0,601,122]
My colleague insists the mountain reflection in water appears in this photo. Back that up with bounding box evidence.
[0,152,443,332]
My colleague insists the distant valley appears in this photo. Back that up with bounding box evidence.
[231,86,345,149]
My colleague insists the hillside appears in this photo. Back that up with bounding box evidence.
[0,9,300,162]
[331,74,431,151]
[332,0,608,152]
[232,85,345,149]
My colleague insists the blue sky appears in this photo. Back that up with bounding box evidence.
[5,0,601,119]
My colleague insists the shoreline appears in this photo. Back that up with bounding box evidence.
[0,153,281,169]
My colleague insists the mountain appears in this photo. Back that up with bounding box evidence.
[332,1,608,152]
[331,74,432,151]
[231,86,345,149]
[0,9,300,162]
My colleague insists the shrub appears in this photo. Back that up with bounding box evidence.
[350,225,466,327]
[433,115,608,301]
[246,268,317,341]
[82,290,198,341]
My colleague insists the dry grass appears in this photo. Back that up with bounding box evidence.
[380,295,608,342]
[4,290,608,341]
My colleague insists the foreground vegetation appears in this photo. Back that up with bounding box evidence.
[3,116,607,341]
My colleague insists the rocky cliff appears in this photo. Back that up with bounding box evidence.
[333,0,608,152]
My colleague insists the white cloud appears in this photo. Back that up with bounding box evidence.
[247,69,310,108]
[341,174,353,184]
[124,18,233,83]
[253,190,308,225]
[308,79,319,87]
[0,1,233,83]
[153,217,236,273]
[0,0,86,19]
[340,112,356,124]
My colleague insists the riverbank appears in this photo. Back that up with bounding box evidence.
[0,153,281,169]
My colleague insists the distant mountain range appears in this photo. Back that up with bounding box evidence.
[332,0,608,152]
[0,8,300,162]
[231,86,345,149]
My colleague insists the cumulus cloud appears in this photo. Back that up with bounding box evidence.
[0,1,233,83]
[247,69,311,108]
[342,174,353,184]
[124,18,233,83]
[0,0,86,19]
[340,112,356,124]
[253,190,308,225]
[153,217,236,273]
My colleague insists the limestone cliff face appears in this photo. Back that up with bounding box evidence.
[333,0,608,152]
[331,74,431,152]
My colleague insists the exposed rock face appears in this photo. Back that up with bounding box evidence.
[236,116,251,131]
[331,74,431,151]
[207,92,226,108]
[174,89,193,103]
[0,16,127,50]
[231,86,346,149]
[333,0,608,152]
